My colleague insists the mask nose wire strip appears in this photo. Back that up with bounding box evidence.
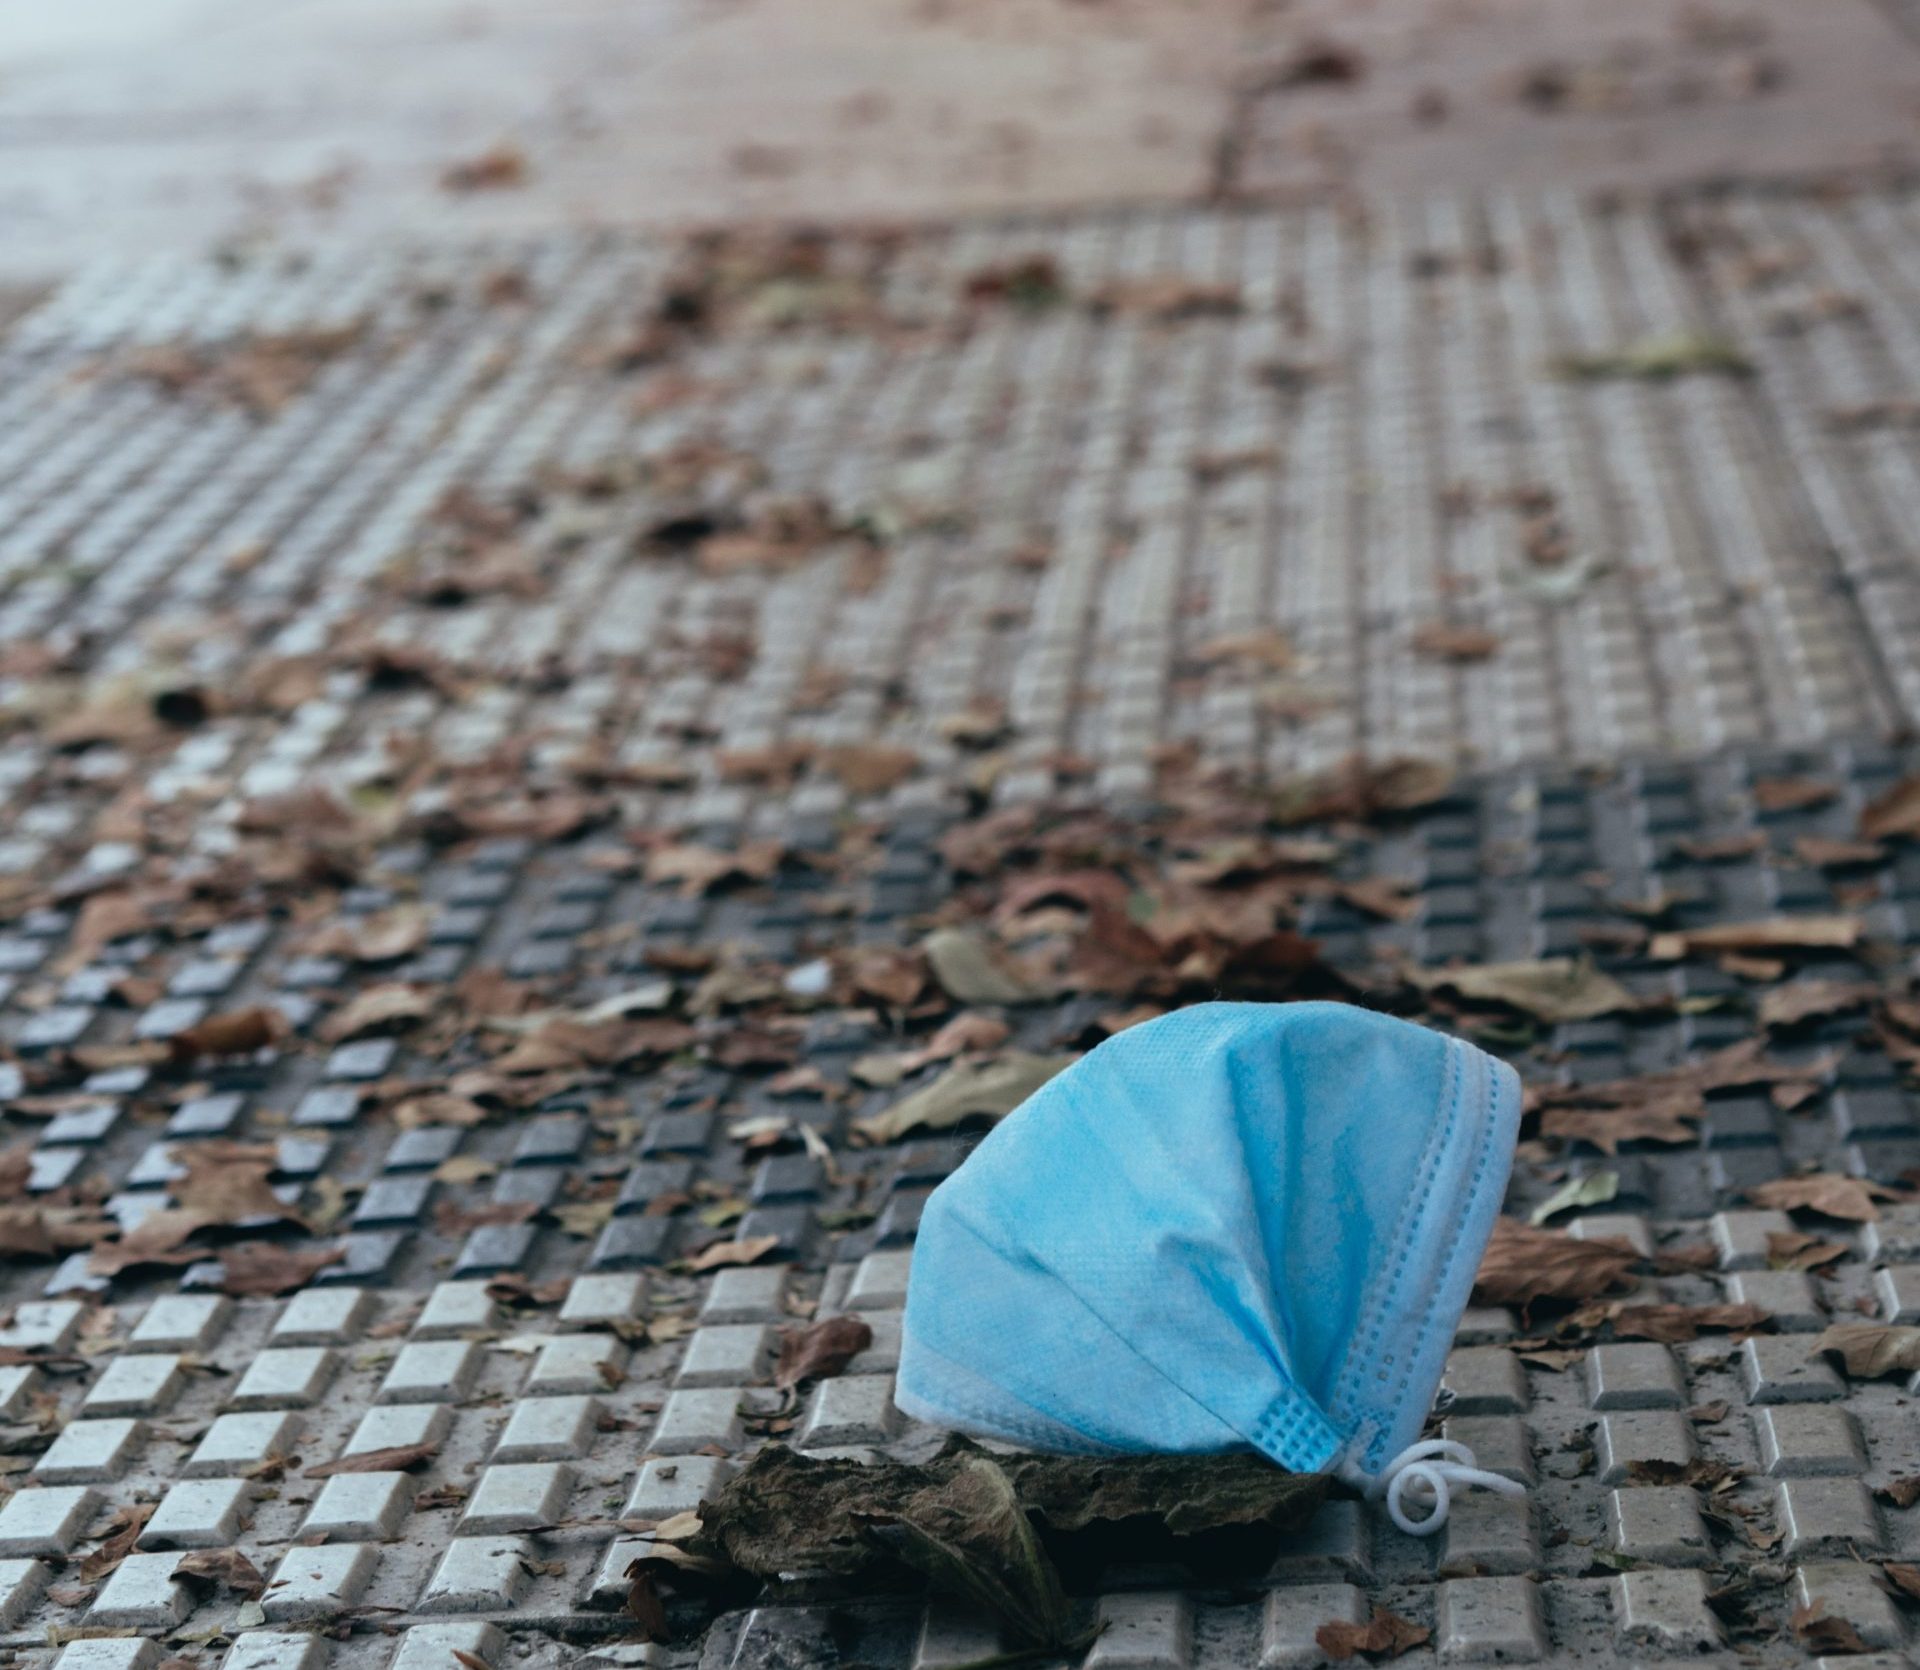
[1372,1439,1527,1536]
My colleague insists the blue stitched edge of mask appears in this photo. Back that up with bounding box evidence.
[1327,1035,1521,1478]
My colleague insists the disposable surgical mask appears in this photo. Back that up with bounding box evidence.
[895,1002,1525,1534]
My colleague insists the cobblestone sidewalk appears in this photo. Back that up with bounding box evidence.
[9,193,1920,1670]
[10,190,1920,836]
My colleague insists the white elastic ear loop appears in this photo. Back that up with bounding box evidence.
[1375,1439,1527,1536]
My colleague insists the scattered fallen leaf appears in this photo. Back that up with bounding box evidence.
[687,1236,781,1272]
[1411,958,1636,1024]
[172,1548,266,1599]
[1863,776,1920,842]
[1317,1607,1432,1662]
[306,1442,440,1476]
[1758,980,1877,1030]
[774,1316,874,1390]
[1792,1599,1870,1655]
[1411,622,1499,663]
[1749,1174,1901,1223]
[851,1051,1076,1145]
[1812,1322,1920,1379]
[1474,1218,1639,1308]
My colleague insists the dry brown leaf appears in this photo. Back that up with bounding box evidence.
[172,1547,266,1598]
[1792,1599,1870,1655]
[1796,834,1887,869]
[774,1316,874,1391]
[77,1502,155,1582]
[1316,1607,1431,1662]
[624,1560,670,1642]
[1537,1097,1700,1154]
[1410,622,1499,663]
[306,1442,440,1476]
[1473,1218,1639,1308]
[818,743,920,796]
[1753,777,1838,813]
[1649,915,1863,958]
[1748,1173,1902,1223]
[169,1006,284,1063]
[318,983,434,1043]
[1602,1302,1771,1344]
[687,1235,781,1272]
[1863,776,1920,842]
[1411,958,1636,1024]
[1758,980,1878,1030]
[1812,1321,1920,1379]
[216,1241,345,1297]
[1878,1483,1920,1512]
[1767,1230,1848,1271]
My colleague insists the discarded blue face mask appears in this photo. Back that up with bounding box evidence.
[895,1001,1525,1535]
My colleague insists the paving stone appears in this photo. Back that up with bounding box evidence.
[459,1461,575,1532]
[1754,1404,1866,1477]
[343,1403,453,1457]
[590,1215,673,1269]
[0,1365,37,1420]
[1609,1486,1712,1565]
[1595,1411,1695,1485]
[0,1485,95,1554]
[1084,1591,1191,1668]
[272,1287,376,1345]
[419,1535,535,1612]
[1438,1489,1538,1577]
[1862,1205,1920,1263]
[1793,1561,1904,1649]
[412,1281,497,1339]
[228,1346,338,1410]
[53,1644,159,1670]
[1587,1343,1686,1410]
[378,1340,481,1403]
[1440,1346,1528,1415]
[493,1394,602,1461]
[700,1265,789,1323]
[676,1323,770,1388]
[1441,1416,1533,1485]
[187,1411,303,1478]
[222,1635,329,1670]
[1712,1210,1796,1270]
[128,1294,231,1353]
[559,1272,647,1329]
[0,1559,49,1627]
[389,1624,505,1670]
[847,1250,913,1310]
[303,1471,416,1541]
[1741,1335,1846,1403]
[1436,1577,1545,1662]
[0,1299,86,1352]
[1614,1569,1723,1651]
[88,1551,192,1627]
[624,1454,736,1520]
[82,1351,184,1415]
[260,1543,379,1622]
[799,1374,904,1447]
[1728,1268,1826,1331]
[139,1476,254,1548]
[651,1388,745,1454]
[33,1419,140,1484]
[529,1331,626,1394]
[1259,1582,1366,1668]
[1778,1477,1885,1558]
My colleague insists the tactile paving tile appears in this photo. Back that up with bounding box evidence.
[10,191,1920,829]
[0,741,1914,1665]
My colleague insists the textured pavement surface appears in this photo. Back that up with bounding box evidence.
[0,738,1919,1666]
[14,191,1920,816]
[18,183,1920,1667]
